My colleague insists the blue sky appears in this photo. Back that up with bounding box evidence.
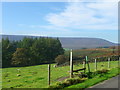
[2,1,118,43]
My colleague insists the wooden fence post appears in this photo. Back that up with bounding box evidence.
[48,64,51,86]
[108,58,110,69]
[86,56,90,73]
[95,59,97,71]
[83,61,86,73]
[70,49,73,78]
[118,57,120,67]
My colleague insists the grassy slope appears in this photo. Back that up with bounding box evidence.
[2,61,119,88]
[64,48,112,58]
[67,67,119,88]
[2,64,69,88]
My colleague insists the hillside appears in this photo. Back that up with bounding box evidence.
[2,61,119,88]
[59,38,116,49]
[1,35,117,49]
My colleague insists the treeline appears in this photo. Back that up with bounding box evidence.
[2,37,64,68]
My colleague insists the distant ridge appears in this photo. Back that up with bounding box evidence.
[1,35,117,49]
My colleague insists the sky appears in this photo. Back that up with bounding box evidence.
[1,0,119,43]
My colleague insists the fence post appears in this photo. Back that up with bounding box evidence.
[86,56,90,73]
[83,61,86,73]
[108,58,110,69]
[118,57,120,67]
[95,59,97,71]
[48,64,51,86]
[70,49,73,78]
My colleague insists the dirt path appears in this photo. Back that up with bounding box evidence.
[57,76,69,81]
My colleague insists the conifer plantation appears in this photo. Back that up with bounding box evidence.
[2,37,64,68]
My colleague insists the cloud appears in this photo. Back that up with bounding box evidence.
[0,32,4,35]
[45,0,118,30]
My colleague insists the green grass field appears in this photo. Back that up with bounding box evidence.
[67,67,119,88]
[2,61,119,88]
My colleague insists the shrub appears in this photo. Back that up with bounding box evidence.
[86,72,95,78]
[97,69,109,74]
[55,55,67,65]
[49,82,65,89]
[48,78,87,89]
[11,48,34,66]
[64,78,85,85]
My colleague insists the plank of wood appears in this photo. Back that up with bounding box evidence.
[73,68,86,72]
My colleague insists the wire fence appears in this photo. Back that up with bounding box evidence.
[49,55,120,86]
